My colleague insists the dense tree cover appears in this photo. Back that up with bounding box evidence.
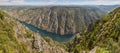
[67,7,120,53]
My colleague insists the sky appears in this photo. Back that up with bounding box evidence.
[0,0,120,5]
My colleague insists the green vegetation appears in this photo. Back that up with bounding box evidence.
[0,10,68,53]
[0,6,120,53]
[96,48,110,53]
[67,7,120,53]
[0,11,29,53]
[44,37,68,51]
[24,30,33,38]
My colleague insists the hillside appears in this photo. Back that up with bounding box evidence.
[0,10,67,53]
[3,6,105,35]
[67,7,120,53]
[1,6,120,53]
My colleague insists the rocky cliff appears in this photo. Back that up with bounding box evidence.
[4,6,105,35]
[0,10,67,53]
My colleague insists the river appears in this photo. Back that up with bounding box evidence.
[21,21,75,42]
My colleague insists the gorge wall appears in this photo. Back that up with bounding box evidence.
[4,6,105,35]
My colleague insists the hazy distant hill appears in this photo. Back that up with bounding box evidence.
[2,6,105,35]
[95,5,120,13]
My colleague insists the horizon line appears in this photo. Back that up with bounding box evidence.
[0,4,120,6]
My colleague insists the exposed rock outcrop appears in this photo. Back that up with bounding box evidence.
[4,6,105,35]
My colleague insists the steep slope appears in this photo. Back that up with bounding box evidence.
[4,6,105,35]
[67,7,120,53]
[0,10,31,53]
[0,10,67,53]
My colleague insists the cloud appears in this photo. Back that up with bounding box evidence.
[56,0,120,5]
[0,0,25,4]
[10,0,25,3]
[0,0,56,5]
[0,0,26,5]
[0,0,9,2]
[0,0,120,5]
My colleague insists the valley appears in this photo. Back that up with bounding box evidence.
[1,6,106,35]
[21,21,75,42]
[0,5,120,53]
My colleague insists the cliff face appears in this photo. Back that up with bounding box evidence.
[67,7,120,53]
[5,6,105,35]
[0,10,67,53]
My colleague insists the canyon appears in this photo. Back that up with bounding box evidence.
[0,5,120,53]
[3,6,106,35]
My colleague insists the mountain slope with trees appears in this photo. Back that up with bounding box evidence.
[67,7,120,53]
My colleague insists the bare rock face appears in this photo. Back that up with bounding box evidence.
[5,6,105,35]
[31,33,68,53]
